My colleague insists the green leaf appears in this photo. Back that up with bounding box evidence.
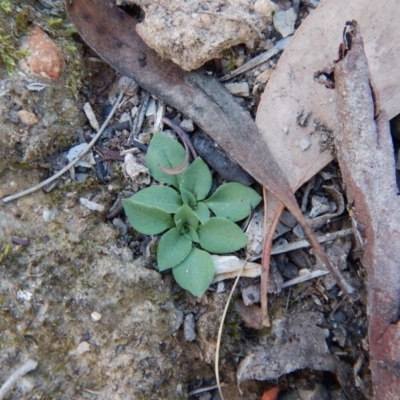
[172,248,215,297]
[146,133,186,188]
[122,199,174,235]
[174,205,199,232]
[129,186,182,213]
[182,226,199,243]
[198,217,248,253]
[157,228,192,271]
[204,182,262,222]
[181,188,197,208]
[193,202,210,224]
[180,157,212,200]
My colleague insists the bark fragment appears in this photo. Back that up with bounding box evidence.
[333,21,400,399]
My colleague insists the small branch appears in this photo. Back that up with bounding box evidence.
[0,359,38,400]
[128,90,149,144]
[271,228,354,255]
[220,36,291,82]
[1,91,124,203]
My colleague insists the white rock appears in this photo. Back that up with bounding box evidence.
[67,143,96,168]
[255,69,273,83]
[300,138,311,151]
[79,198,105,212]
[273,7,297,38]
[42,208,58,222]
[91,311,102,321]
[83,102,100,131]
[242,284,261,306]
[76,341,90,354]
[145,97,156,116]
[224,82,250,97]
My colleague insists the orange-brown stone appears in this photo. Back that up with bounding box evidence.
[22,25,63,81]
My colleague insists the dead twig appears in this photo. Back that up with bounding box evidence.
[0,359,38,400]
[128,90,149,144]
[220,36,291,82]
[1,91,124,203]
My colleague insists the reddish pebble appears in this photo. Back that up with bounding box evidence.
[22,25,63,81]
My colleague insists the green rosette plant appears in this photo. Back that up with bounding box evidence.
[123,133,261,297]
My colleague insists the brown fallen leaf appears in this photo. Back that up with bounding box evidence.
[256,0,400,328]
[333,21,400,399]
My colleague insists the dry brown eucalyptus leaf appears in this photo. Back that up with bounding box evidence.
[256,0,400,190]
[256,0,400,327]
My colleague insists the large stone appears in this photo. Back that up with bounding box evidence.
[118,0,275,70]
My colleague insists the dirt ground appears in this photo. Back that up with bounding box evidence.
[0,1,374,399]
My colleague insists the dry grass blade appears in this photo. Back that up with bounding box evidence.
[215,257,248,399]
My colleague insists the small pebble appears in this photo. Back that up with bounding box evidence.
[91,311,102,321]
[21,25,63,81]
[113,218,128,236]
[292,224,305,239]
[83,102,100,131]
[300,138,311,151]
[76,341,90,354]
[79,198,105,212]
[180,118,194,132]
[184,313,196,342]
[42,208,58,223]
[145,98,156,116]
[216,281,225,293]
[273,7,297,38]
[118,76,139,95]
[224,82,250,97]
[242,284,261,306]
[255,69,273,84]
[17,110,38,126]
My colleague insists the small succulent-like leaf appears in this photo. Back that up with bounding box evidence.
[146,133,186,188]
[172,248,215,297]
[181,188,197,208]
[182,226,200,243]
[122,199,174,235]
[180,157,212,200]
[204,182,262,221]
[157,228,192,271]
[193,202,210,224]
[129,186,182,213]
[198,217,248,253]
[174,205,199,232]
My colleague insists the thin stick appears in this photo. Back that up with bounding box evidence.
[271,228,354,255]
[0,359,38,400]
[1,91,124,203]
[220,36,291,82]
[215,255,248,400]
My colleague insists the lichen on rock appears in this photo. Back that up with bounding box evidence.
[117,0,276,71]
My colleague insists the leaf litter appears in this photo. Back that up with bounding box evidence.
[1,0,399,398]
